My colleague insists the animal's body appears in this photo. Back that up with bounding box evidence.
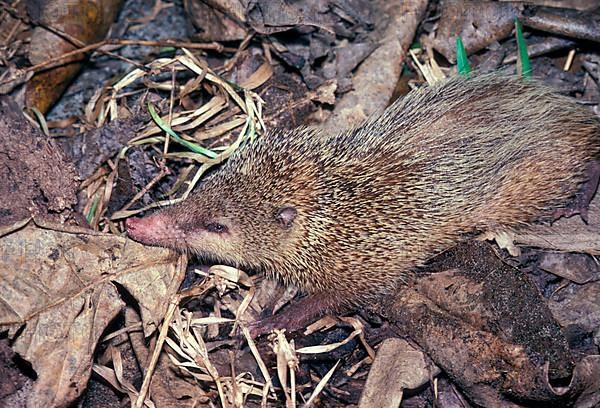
[127,74,600,334]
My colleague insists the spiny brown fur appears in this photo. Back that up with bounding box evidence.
[128,74,600,310]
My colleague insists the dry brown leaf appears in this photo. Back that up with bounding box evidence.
[320,0,428,133]
[192,117,247,141]
[359,338,439,408]
[308,79,337,105]
[427,1,519,63]
[240,62,273,90]
[549,282,600,333]
[25,0,124,113]
[0,219,186,407]
[538,252,599,284]
[514,196,600,254]
[184,0,247,42]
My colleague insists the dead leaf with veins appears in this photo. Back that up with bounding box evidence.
[0,219,186,408]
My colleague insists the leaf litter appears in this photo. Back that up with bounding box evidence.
[0,45,361,406]
[2,1,600,406]
[0,218,186,407]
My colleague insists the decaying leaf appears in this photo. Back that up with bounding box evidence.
[0,219,186,407]
[549,282,600,337]
[184,0,247,41]
[538,252,599,284]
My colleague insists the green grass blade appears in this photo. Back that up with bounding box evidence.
[147,102,218,159]
[456,36,471,77]
[515,18,532,78]
[87,195,99,224]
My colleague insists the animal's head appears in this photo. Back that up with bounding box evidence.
[126,129,323,274]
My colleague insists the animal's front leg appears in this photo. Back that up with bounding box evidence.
[248,293,343,338]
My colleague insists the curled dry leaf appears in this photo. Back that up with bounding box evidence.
[25,0,124,113]
[565,355,600,407]
[0,219,186,407]
[296,327,362,355]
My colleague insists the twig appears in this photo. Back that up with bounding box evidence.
[134,298,178,408]
[117,165,171,214]
[0,38,230,87]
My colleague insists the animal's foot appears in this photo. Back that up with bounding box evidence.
[248,312,300,339]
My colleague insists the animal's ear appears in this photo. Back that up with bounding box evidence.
[275,206,297,228]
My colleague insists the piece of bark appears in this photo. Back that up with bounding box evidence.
[386,241,574,406]
[0,95,79,228]
[514,194,600,255]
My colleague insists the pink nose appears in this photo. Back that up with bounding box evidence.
[126,215,163,245]
[125,213,184,246]
[125,217,141,232]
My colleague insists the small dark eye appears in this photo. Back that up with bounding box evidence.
[205,222,228,233]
